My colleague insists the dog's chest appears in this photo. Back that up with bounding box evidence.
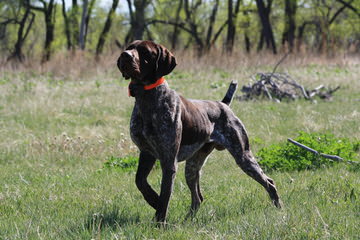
[129,97,181,158]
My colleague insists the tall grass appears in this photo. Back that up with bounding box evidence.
[0,53,359,239]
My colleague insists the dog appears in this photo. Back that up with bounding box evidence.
[117,40,281,222]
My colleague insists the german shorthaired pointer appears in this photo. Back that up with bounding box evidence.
[117,40,281,222]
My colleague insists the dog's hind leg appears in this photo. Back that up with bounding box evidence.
[235,150,281,208]
[214,117,282,208]
[135,151,160,210]
[185,143,215,217]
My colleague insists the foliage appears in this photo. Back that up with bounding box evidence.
[102,155,139,172]
[257,131,360,172]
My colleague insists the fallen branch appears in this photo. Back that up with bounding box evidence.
[287,138,358,164]
[238,72,340,101]
[236,51,342,102]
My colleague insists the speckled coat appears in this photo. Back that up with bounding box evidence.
[117,40,281,222]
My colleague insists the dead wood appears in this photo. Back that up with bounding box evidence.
[237,72,340,102]
[236,52,340,102]
[287,138,358,164]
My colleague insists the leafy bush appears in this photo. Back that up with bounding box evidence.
[257,132,360,172]
[102,155,139,172]
[102,155,161,172]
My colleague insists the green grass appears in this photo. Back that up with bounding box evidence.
[0,61,359,239]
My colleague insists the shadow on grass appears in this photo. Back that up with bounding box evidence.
[85,206,141,231]
[63,206,142,238]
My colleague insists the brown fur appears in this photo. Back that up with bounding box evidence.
[117,40,281,222]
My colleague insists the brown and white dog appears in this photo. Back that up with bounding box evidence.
[117,40,281,222]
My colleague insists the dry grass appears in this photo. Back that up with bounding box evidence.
[1,49,359,79]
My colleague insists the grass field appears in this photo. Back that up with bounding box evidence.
[0,54,359,239]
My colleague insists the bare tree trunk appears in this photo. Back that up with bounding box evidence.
[26,0,57,62]
[126,0,150,42]
[79,0,88,50]
[70,0,79,51]
[225,0,241,53]
[61,0,72,50]
[244,31,251,53]
[282,0,297,52]
[205,0,219,51]
[84,0,96,44]
[133,0,148,40]
[243,8,251,53]
[296,20,321,52]
[257,28,264,51]
[255,0,277,54]
[8,0,35,62]
[183,0,204,54]
[321,0,355,54]
[171,0,183,50]
[96,0,119,56]
[43,0,56,62]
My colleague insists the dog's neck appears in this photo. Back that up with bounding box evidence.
[128,77,167,97]
[133,80,178,113]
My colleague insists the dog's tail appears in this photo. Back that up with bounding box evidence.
[221,81,238,105]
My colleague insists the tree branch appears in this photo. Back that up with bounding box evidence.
[329,0,354,25]
[126,0,134,23]
[146,19,193,35]
[287,138,358,164]
[335,0,360,17]
[22,12,35,41]
[211,20,228,45]
[0,19,20,25]
[23,1,45,12]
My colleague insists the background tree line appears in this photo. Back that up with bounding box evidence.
[1,0,359,62]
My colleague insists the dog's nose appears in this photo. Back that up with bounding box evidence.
[121,50,133,59]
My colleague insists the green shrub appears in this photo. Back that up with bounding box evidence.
[102,155,139,172]
[257,132,360,172]
[102,155,161,172]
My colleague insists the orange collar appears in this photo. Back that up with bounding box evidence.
[128,77,166,97]
[144,77,166,90]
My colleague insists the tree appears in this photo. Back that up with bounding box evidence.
[83,0,96,45]
[171,0,183,49]
[125,0,151,43]
[26,0,57,62]
[242,6,252,53]
[255,0,277,54]
[62,0,95,51]
[4,0,35,62]
[96,0,119,56]
[79,0,96,50]
[69,0,79,50]
[79,0,88,50]
[147,0,227,54]
[296,20,321,52]
[282,0,297,52]
[61,0,72,50]
[303,0,358,53]
[225,0,241,53]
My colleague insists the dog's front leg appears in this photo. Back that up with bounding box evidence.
[135,151,159,210]
[155,159,178,222]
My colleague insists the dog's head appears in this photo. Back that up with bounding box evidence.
[117,40,177,85]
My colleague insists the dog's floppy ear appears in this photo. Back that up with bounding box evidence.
[155,44,177,78]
